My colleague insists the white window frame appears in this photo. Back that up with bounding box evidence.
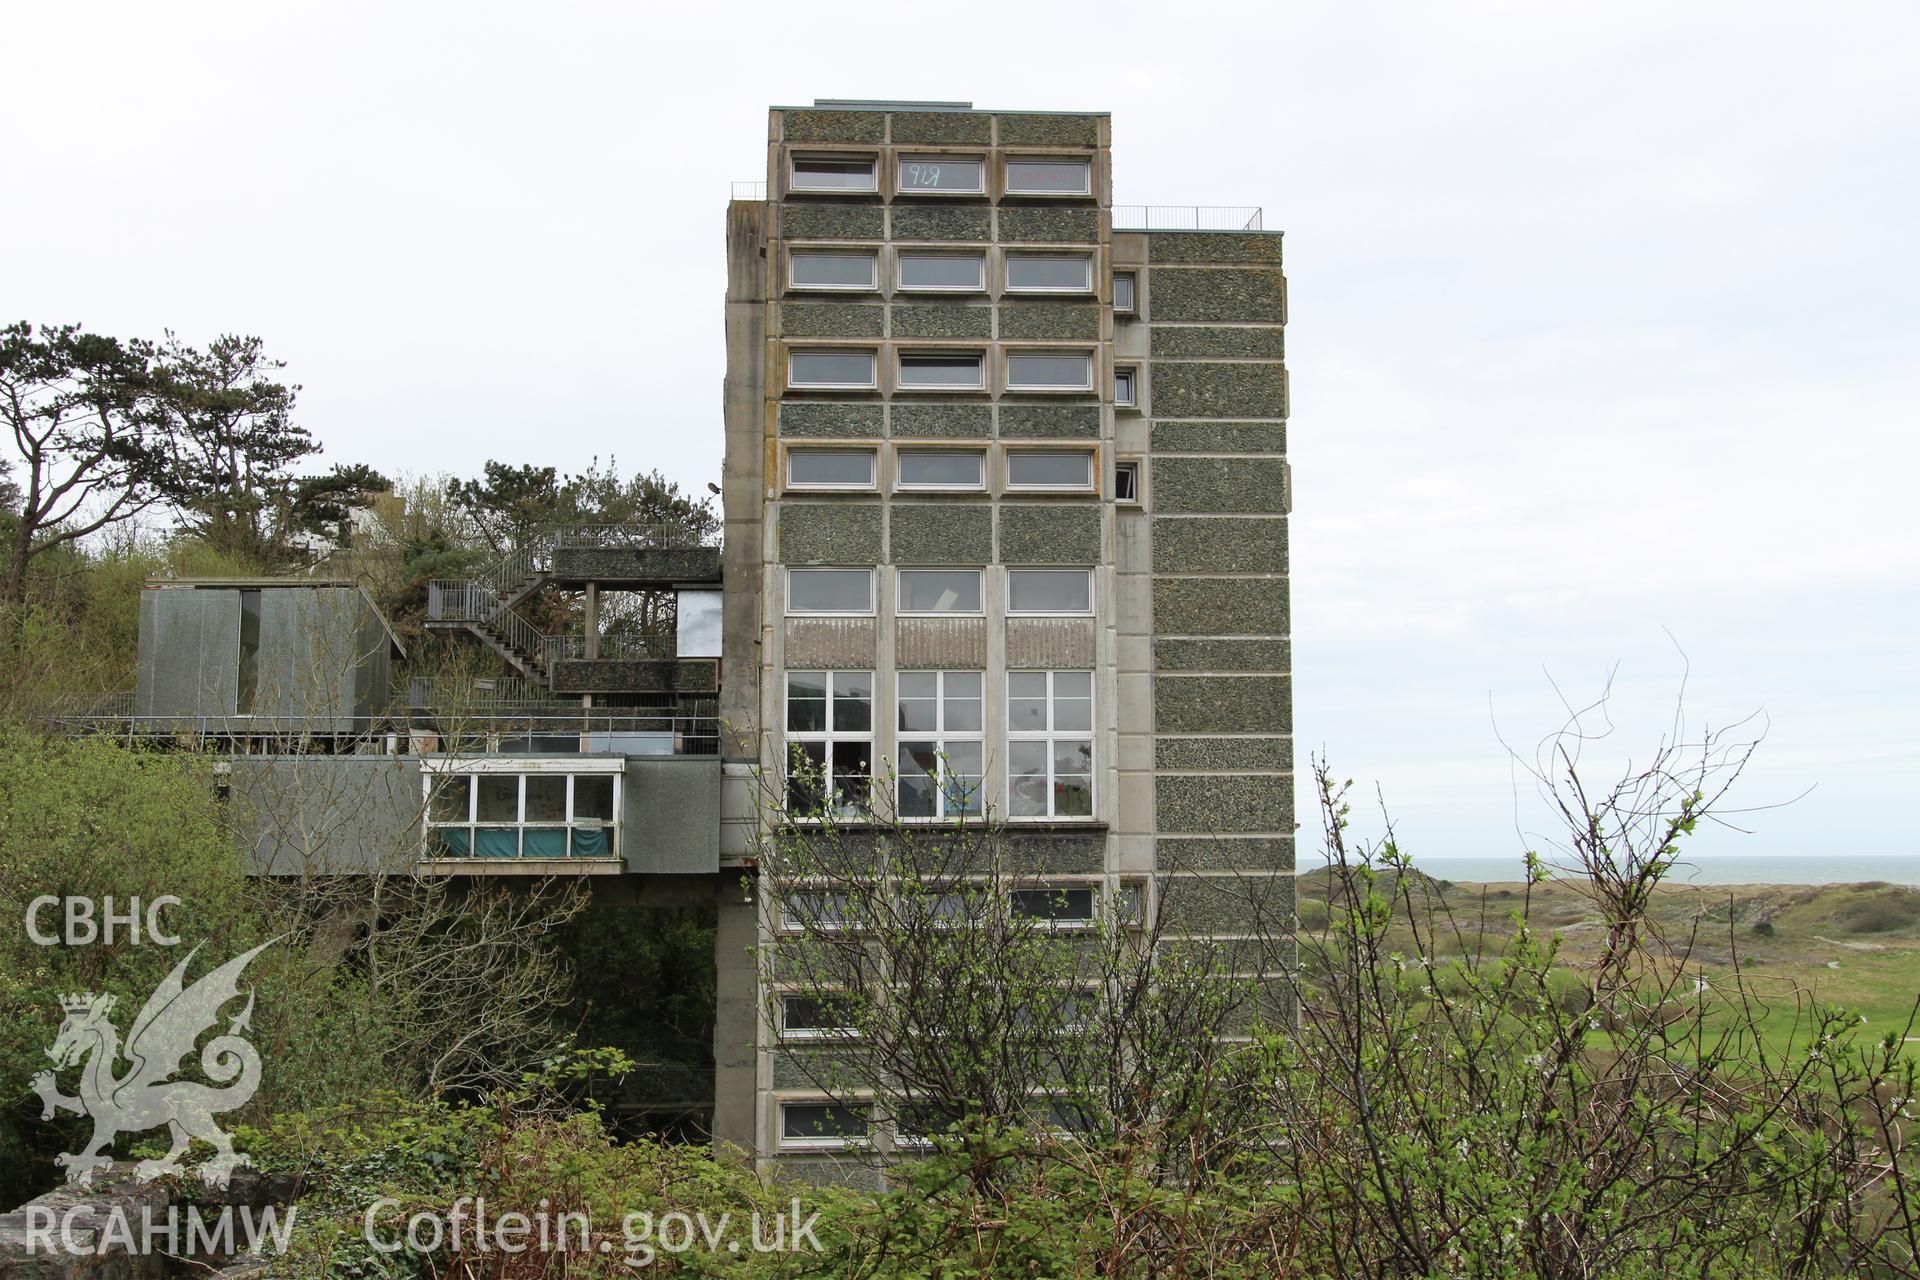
[420,758,623,860]
[895,155,986,195]
[785,568,876,616]
[778,990,858,1040]
[789,154,878,194]
[783,670,874,818]
[895,568,985,617]
[896,351,986,392]
[1005,351,1095,392]
[786,447,876,491]
[1114,459,1142,506]
[1005,253,1095,295]
[895,669,986,821]
[1006,568,1094,616]
[895,448,986,492]
[778,889,854,933]
[1004,156,1093,196]
[788,250,879,293]
[1006,670,1095,820]
[1114,366,1138,408]
[897,252,987,293]
[778,1099,869,1150]
[1009,885,1099,929]
[787,349,878,391]
[1113,270,1138,315]
[1006,450,1096,491]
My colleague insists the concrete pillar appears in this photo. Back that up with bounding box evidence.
[709,869,760,1157]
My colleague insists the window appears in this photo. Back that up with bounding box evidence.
[898,352,985,391]
[787,448,875,489]
[1007,671,1094,818]
[422,764,621,859]
[1006,254,1093,293]
[790,251,877,291]
[1114,460,1141,505]
[897,449,985,490]
[898,254,985,292]
[236,588,261,714]
[897,670,984,819]
[1006,352,1094,391]
[1114,367,1137,407]
[1010,886,1098,925]
[897,569,983,615]
[896,157,984,193]
[780,1100,867,1148]
[790,155,877,193]
[779,890,853,931]
[785,671,873,816]
[786,568,875,615]
[1007,569,1093,615]
[780,992,858,1039]
[1007,451,1094,489]
[1005,158,1092,195]
[788,349,877,390]
[1113,271,1137,314]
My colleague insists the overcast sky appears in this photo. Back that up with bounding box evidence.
[6,1,1915,866]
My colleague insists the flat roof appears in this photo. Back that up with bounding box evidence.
[774,101,1110,117]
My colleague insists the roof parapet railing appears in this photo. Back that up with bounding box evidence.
[732,181,768,201]
[1111,206,1265,232]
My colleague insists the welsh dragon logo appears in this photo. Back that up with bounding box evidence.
[32,940,272,1188]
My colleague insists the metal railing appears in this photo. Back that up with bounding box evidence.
[732,181,768,201]
[542,630,678,665]
[551,523,720,551]
[1112,205,1265,232]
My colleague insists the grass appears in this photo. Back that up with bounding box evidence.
[1294,869,1920,1060]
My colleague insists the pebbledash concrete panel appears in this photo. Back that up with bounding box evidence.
[1150,363,1288,419]
[1154,736,1293,773]
[1152,578,1290,636]
[781,204,885,240]
[1147,233,1285,265]
[890,402,993,438]
[890,206,993,242]
[1156,836,1296,873]
[780,303,886,338]
[779,502,883,564]
[1149,421,1287,454]
[888,110,993,145]
[1150,457,1291,515]
[998,403,1101,438]
[1145,268,1286,323]
[781,402,884,438]
[1153,675,1293,735]
[1153,636,1292,672]
[1152,517,1288,574]
[998,504,1103,564]
[996,207,1100,243]
[890,502,992,564]
[891,304,994,340]
[1155,774,1293,834]
[1150,326,1287,360]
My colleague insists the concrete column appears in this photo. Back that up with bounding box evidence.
[709,869,760,1157]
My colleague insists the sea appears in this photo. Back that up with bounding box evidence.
[1297,855,1920,887]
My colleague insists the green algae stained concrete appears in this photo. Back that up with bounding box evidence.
[1151,457,1290,515]
[996,114,1101,146]
[889,111,993,145]
[1156,774,1293,834]
[1154,675,1292,735]
[1150,326,1286,359]
[891,206,993,242]
[998,302,1102,340]
[781,204,885,240]
[1151,363,1287,419]
[998,504,1102,565]
[890,503,991,564]
[780,110,886,144]
[1149,422,1287,454]
[1156,836,1295,873]
[1153,578,1289,636]
[997,207,1100,244]
[1147,233,1284,265]
[1155,735,1292,772]
[891,402,993,438]
[998,404,1100,439]
[1153,637,1292,672]
[782,403,884,439]
[781,303,884,338]
[1147,268,1285,323]
[1153,517,1287,574]
[779,503,882,565]
[1156,872,1296,931]
[891,304,993,340]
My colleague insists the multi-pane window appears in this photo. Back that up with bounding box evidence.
[787,448,875,489]
[896,157,984,193]
[1010,887,1098,926]
[897,671,984,819]
[789,251,878,291]
[897,449,985,490]
[780,992,858,1039]
[1113,270,1138,314]
[790,155,877,192]
[424,767,620,858]
[779,889,853,931]
[786,568,874,615]
[1005,158,1092,195]
[897,253,986,292]
[1007,670,1093,818]
[898,352,985,390]
[779,1100,867,1148]
[1006,352,1094,391]
[1006,254,1093,293]
[896,568,982,614]
[1007,569,1093,615]
[1007,450,1094,489]
[785,671,873,817]
[788,349,877,389]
